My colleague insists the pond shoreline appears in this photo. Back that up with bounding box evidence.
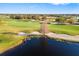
[29,31,79,42]
[45,32,79,42]
[29,32,79,42]
[1,37,79,56]
[0,31,79,54]
[0,39,23,54]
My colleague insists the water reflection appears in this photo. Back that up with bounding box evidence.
[1,37,79,56]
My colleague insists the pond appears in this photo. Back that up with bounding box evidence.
[1,36,79,56]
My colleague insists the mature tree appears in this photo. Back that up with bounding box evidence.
[66,19,75,24]
[55,17,65,24]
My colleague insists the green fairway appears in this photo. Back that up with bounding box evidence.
[5,20,79,35]
[6,20,40,33]
[48,24,79,35]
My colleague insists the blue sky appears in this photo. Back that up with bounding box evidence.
[0,3,79,14]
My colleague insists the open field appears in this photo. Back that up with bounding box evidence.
[0,20,40,33]
[3,19,79,35]
[48,24,79,35]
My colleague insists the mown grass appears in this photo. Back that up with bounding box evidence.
[6,20,40,33]
[0,34,25,53]
[48,24,79,35]
[6,20,79,35]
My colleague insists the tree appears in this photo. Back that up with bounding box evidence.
[55,17,65,24]
[10,15,15,19]
[66,19,75,24]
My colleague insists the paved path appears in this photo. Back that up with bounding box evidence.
[30,31,79,42]
[46,32,79,42]
[3,31,79,42]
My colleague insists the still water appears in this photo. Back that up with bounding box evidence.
[1,37,79,56]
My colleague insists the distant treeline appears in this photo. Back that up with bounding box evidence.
[0,14,78,20]
[0,14,79,24]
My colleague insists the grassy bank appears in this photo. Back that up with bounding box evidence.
[0,34,25,53]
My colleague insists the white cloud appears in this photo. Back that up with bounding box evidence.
[50,3,69,5]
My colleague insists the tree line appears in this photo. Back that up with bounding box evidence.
[0,14,79,25]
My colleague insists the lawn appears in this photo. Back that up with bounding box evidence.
[6,20,40,33]
[48,24,79,35]
[5,20,79,35]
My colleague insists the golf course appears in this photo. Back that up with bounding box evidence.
[0,18,79,53]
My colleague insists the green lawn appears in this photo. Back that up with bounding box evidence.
[6,20,40,33]
[6,20,79,35]
[48,24,79,35]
